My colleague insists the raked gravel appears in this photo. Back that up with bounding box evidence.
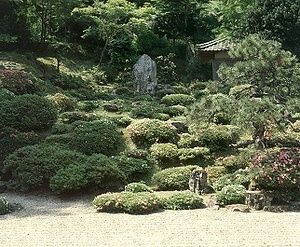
[1,191,300,247]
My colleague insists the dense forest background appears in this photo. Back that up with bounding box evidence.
[0,0,300,207]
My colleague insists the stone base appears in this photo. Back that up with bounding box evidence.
[245,190,273,210]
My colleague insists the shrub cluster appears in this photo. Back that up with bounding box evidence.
[46,93,76,113]
[0,196,10,215]
[159,190,203,210]
[249,148,300,190]
[216,184,246,206]
[126,119,179,148]
[3,144,153,194]
[124,182,153,193]
[152,165,198,191]
[161,94,195,106]
[0,94,57,131]
[213,169,250,191]
[163,105,187,117]
[150,143,210,168]
[93,192,160,214]
[206,166,227,184]
[60,111,97,123]
[0,69,41,95]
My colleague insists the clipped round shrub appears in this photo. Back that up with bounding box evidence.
[76,100,100,112]
[213,169,250,191]
[160,190,203,210]
[46,93,76,113]
[216,185,246,206]
[0,88,15,102]
[0,94,57,131]
[130,101,163,119]
[113,156,153,183]
[3,144,87,192]
[0,196,10,215]
[178,133,200,148]
[178,147,210,166]
[206,166,227,184]
[93,192,160,214]
[191,124,239,151]
[152,165,198,191]
[70,120,125,156]
[0,128,42,175]
[163,105,187,117]
[161,94,195,106]
[0,69,41,95]
[127,118,179,148]
[125,182,153,193]
[150,143,179,168]
[49,163,88,194]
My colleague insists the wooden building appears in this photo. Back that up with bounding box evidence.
[196,38,236,81]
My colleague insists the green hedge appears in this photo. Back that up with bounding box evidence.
[161,94,195,106]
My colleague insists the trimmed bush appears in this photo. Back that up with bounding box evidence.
[49,163,88,194]
[113,156,153,183]
[93,192,160,214]
[70,120,125,156]
[46,93,76,113]
[191,124,239,151]
[160,190,203,210]
[161,94,195,106]
[3,144,87,192]
[0,88,15,102]
[130,101,163,119]
[213,169,251,191]
[125,182,153,193]
[0,197,10,215]
[178,133,200,148]
[216,185,246,206]
[150,143,179,168]
[152,165,198,191]
[0,69,41,95]
[0,94,57,131]
[85,154,127,190]
[0,128,42,175]
[77,100,100,112]
[163,105,187,117]
[178,147,210,166]
[206,166,227,184]
[127,118,179,148]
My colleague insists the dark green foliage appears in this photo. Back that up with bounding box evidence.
[76,100,100,112]
[152,165,198,191]
[3,144,87,192]
[177,133,200,148]
[114,156,153,183]
[161,94,195,106]
[0,94,57,131]
[216,185,246,206]
[213,169,250,191]
[52,73,85,90]
[125,182,154,193]
[85,154,127,191]
[0,88,15,102]
[0,128,42,175]
[93,192,160,214]
[49,163,88,194]
[130,101,164,119]
[70,120,125,156]
[0,197,10,215]
[127,118,179,148]
[160,190,203,210]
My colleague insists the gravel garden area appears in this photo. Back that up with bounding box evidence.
[1,191,300,247]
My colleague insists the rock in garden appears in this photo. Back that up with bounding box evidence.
[133,54,157,95]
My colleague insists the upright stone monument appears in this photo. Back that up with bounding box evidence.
[133,54,157,95]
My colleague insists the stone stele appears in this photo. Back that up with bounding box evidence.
[132,54,157,95]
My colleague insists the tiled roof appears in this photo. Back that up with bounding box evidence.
[196,38,231,52]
